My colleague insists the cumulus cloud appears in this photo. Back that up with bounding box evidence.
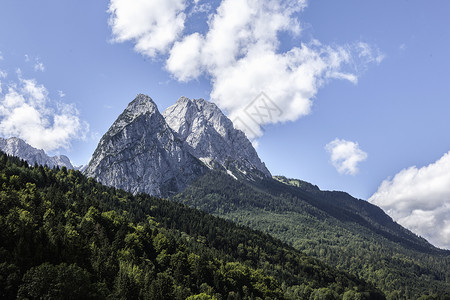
[108,0,382,139]
[0,74,89,151]
[326,138,368,175]
[369,152,450,249]
[108,0,187,57]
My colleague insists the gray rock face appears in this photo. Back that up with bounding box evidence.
[83,94,206,197]
[163,97,271,179]
[0,137,74,169]
[84,94,271,197]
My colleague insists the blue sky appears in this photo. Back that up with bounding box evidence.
[1,0,450,248]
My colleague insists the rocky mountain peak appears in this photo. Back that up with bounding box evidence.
[84,93,271,197]
[84,94,206,197]
[0,137,74,169]
[106,94,159,137]
[127,93,158,115]
[163,96,271,178]
[163,97,229,139]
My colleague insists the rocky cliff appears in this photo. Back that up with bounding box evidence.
[83,94,206,197]
[163,97,271,179]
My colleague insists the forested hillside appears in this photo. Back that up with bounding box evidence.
[172,171,450,299]
[0,152,383,299]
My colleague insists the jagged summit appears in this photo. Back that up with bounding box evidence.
[84,94,206,197]
[163,96,271,178]
[127,93,158,114]
[0,137,73,169]
[106,94,158,137]
[163,97,228,139]
[84,93,271,197]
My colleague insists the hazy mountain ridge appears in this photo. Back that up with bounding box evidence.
[0,137,74,169]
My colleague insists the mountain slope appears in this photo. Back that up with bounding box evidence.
[0,152,384,299]
[271,176,438,253]
[163,97,270,179]
[172,171,450,299]
[0,137,73,169]
[84,94,206,197]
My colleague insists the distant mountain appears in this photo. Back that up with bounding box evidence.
[85,94,270,197]
[0,137,73,169]
[84,94,206,197]
[163,97,271,179]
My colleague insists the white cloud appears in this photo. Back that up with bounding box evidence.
[190,2,212,15]
[326,138,367,175]
[24,55,46,72]
[357,42,385,65]
[108,0,187,57]
[166,32,204,81]
[0,75,89,151]
[108,0,382,139]
[369,152,450,249]
[34,61,45,72]
[58,90,66,98]
[21,78,47,107]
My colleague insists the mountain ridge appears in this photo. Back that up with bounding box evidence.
[172,170,450,297]
[163,96,271,179]
[84,94,271,197]
[0,136,74,169]
[84,94,206,197]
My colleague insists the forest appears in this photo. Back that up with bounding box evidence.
[0,152,385,299]
[172,171,450,299]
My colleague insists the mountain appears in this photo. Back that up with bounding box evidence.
[172,171,450,298]
[83,94,206,197]
[85,94,270,197]
[0,152,384,299]
[162,97,271,179]
[0,137,73,169]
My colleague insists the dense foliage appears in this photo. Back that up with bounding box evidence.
[0,153,383,299]
[172,171,450,299]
